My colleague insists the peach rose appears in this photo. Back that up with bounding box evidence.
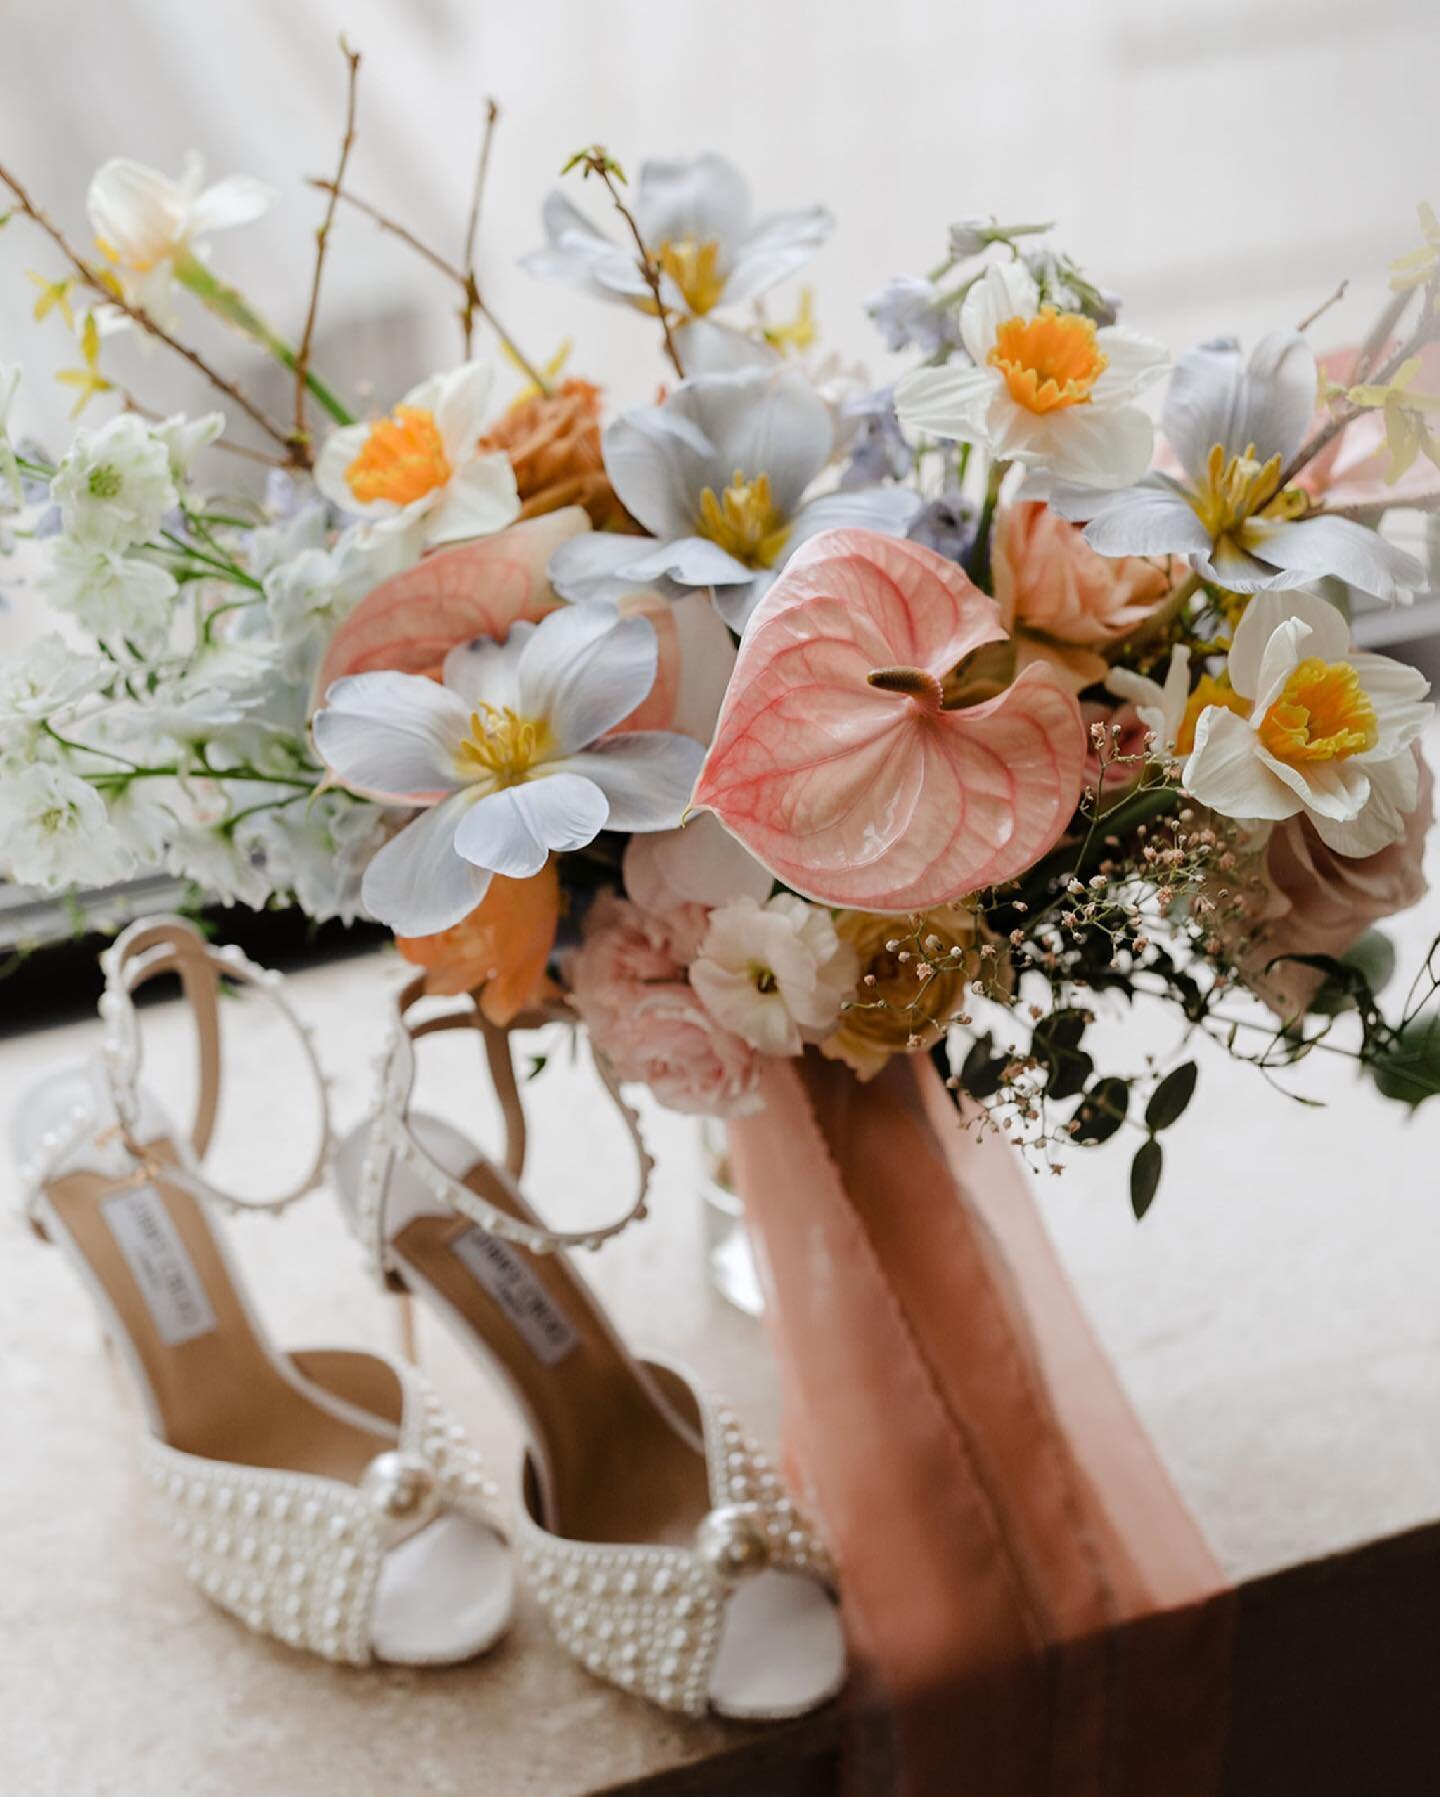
[477,378,635,532]
[567,891,760,1116]
[991,502,1176,690]
[1235,747,1432,1018]
[396,862,560,1022]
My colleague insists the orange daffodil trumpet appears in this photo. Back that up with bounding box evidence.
[315,361,521,550]
[1182,589,1432,858]
[692,529,1088,912]
[893,259,1168,489]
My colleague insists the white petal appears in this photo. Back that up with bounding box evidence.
[425,454,520,546]
[609,535,755,590]
[893,364,997,443]
[517,604,658,751]
[634,153,750,260]
[1228,589,1347,701]
[441,629,530,712]
[547,532,685,605]
[959,260,1037,365]
[360,794,492,935]
[722,206,832,304]
[1351,652,1434,757]
[1183,706,1300,821]
[188,175,275,236]
[1025,403,1157,490]
[453,773,609,874]
[553,732,705,830]
[86,159,183,265]
[1255,745,1369,821]
[669,367,832,516]
[1093,328,1169,403]
[1240,513,1425,603]
[1241,332,1318,465]
[784,487,922,557]
[314,671,469,801]
[603,404,717,540]
[1051,479,1212,556]
[433,361,497,458]
[623,811,772,911]
[670,317,780,375]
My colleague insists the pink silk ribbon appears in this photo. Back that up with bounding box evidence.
[727,1051,1235,1796]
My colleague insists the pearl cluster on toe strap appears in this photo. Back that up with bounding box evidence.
[349,998,656,1282]
[137,1366,503,1666]
[515,1387,836,1717]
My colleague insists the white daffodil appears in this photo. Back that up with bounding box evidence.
[1183,589,1432,856]
[548,367,919,630]
[522,152,831,374]
[40,538,179,657]
[690,894,858,1057]
[87,153,274,320]
[893,259,1168,489]
[313,602,706,935]
[50,412,178,551]
[1105,646,1192,753]
[314,361,520,550]
[1047,333,1426,601]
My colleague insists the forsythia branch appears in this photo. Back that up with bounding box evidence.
[295,38,361,451]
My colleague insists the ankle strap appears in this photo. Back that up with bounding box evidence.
[358,976,653,1272]
[98,915,331,1216]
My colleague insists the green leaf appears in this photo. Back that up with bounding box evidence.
[1306,930,1396,1017]
[1130,1139,1163,1220]
[526,1054,549,1082]
[1032,1008,1092,1100]
[1070,1076,1129,1146]
[1145,1060,1197,1133]
[1371,1014,1440,1110]
[959,1034,1005,1099]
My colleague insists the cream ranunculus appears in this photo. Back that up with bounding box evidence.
[1184,589,1432,856]
[690,893,859,1057]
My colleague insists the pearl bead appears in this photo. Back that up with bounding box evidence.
[695,1504,771,1582]
[359,1452,440,1532]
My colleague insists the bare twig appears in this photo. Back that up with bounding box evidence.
[1296,277,1349,335]
[1280,279,1440,491]
[0,159,303,463]
[295,39,361,449]
[307,177,549,393]
[461,98,500,356]
[1354,288,1413,384]
[118,390,287,468]
[572,147,685,380]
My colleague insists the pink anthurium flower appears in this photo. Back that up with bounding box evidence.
[692,529,1088,912]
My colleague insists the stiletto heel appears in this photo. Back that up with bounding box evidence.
[334,977,846,1718]
[11,917,513,1668]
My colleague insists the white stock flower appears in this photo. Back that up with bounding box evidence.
[51,412,178,550]
[262,518,418,680]
[894,258,1167,488]
[313,601,706,936]
[549,366,920,631]
[523,152,831,374]
[0,760,132,889]
[41,538,179,656]
[690,893,858,1057]
[151,411,225,483]
[1047,332,1426,601]
[239,792,386,925]
[314,361,520,550]
[87,153,273,317]
[1184,589,1433,857]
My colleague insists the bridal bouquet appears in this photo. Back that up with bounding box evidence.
[2,60,1438,1211]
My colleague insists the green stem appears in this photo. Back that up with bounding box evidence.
[965,458,1007,590]
[175,253,354,428]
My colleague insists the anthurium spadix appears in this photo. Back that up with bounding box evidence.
[692,529,1088,912]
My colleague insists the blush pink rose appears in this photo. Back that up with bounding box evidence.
[992,502,1176,690]
[567,892,761,1117]
[1237,747,1432,1018]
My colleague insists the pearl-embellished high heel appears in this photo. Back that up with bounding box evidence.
[10,916,513,1668]
[333,977,846,1719]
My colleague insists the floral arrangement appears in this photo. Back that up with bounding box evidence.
[2,54,1438,1213]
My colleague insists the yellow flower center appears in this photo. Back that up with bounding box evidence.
[988,306,1108,414]
[345,405,452,506]
[696,469,791,568]
[1175,673,1249,756]
[1257,658,1378,766]
[657,236,726,316]
[454,704,553,787]
[1190,441,1308,540]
